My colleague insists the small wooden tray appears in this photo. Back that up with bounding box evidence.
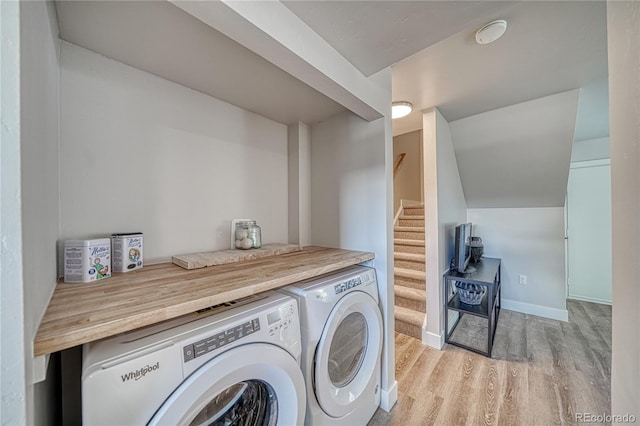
[172,243,302,270]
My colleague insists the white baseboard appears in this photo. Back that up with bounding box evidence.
[502,299,569,322]
[380,380,398,412]
[567,295,612,305]
[423,329,444,350]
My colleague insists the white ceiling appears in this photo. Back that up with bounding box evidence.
[281,1,608,139]
[55,0,346,126]
[282,0,518,76]
[390,1,608,136]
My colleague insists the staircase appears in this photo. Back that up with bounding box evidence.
[394,204,426,340]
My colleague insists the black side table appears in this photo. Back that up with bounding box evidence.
[443,257,501,357]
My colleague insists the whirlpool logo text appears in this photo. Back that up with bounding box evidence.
[120,362,160,382]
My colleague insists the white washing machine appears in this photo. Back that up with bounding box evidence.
[82,291,305,425]
[279,265,383,426]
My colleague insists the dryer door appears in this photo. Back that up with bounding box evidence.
[314,291,383,418]
[149,343,305,426]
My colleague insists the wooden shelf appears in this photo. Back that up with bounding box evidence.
[34,246,374,356]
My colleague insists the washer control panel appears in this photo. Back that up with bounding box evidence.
[183,318,260,363]
[181,300,298,363]
[333,276,362,295]
[267,301,296,337]
[333,269,376,295]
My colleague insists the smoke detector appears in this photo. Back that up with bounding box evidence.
[475,20,507,45]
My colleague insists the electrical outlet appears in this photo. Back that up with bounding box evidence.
[519,274,527,285]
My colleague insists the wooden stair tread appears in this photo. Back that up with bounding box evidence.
[395,306,424,327]
[394,239,425,246]
[395,285,426,301]
[398,215,425,220]
[394,252,425,262]
[394,267,425,281]
[394,226,423,232]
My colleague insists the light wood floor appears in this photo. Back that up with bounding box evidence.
[370,300,611,425]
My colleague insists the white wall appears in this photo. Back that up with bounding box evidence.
[608,0,640,418]
[0,1,63,424]
[571,136,610,162]
[21,2,62,423]
[310,111,388,251]
[393,130,422,213]
[468,208,568,321]
[423,108,467,348]
[59,42,288,260]
[310,108,396,408]
[1,1,27,424]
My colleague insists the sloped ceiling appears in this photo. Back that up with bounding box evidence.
[449,90,580,208]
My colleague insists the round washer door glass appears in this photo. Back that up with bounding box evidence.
[327,312,367,388]
[189,380,277,426]
[314,291,383,419]
[148,343,305,426]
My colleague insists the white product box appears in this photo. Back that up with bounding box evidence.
[111,233,143,272]
[64,238,111,283]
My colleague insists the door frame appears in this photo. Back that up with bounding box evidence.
[565,158,612,305]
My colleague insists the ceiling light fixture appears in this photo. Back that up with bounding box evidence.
[392,101,413,119]
[475,19,507,45]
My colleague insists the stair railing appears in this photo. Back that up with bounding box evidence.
[393,152,407,177]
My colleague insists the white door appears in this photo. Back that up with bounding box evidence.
[567,160,612,304]
[314,291,382,418]
[149,343,305,426]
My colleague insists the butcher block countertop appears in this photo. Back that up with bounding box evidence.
[34,246,374,356]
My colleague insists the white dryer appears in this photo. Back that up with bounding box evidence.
[279,265,383,426]
[82,291,305,425]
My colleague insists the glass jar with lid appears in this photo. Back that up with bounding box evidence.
[234,220,262,249]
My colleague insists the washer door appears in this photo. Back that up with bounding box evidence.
[149,344,305,426]
[314,291,383,418]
